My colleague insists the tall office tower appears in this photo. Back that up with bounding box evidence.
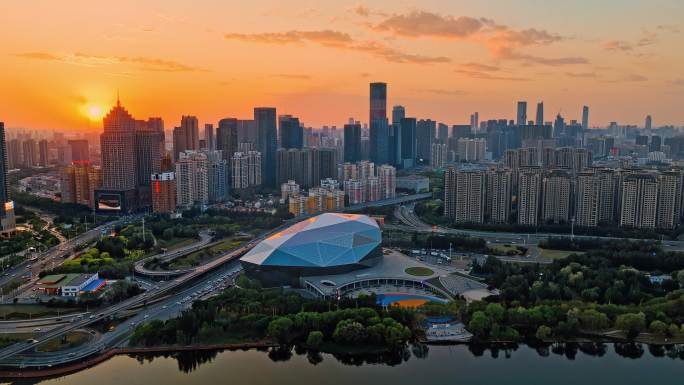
[486,169,512,224]
[203,150,229,203]
[204,124,215,150]
[377,164,396,200]
[313,148,337,186]
[255,107,277,188]
[369,118,390,165]
[217,118,239,162]
[38,139,48,167]
[22,139,37,167]
[431,143,448,168]
[7,139,21,169]
[0,123,15,237]
[416,119,436,163]
[516,101,527,126]
[645,115,652,130]
[370,82,387,124]
[470,112,479,132]
[656,171,682,229]
[535,102,544,126]
[620,174,658,229]
[575,172,600,227]
[279,115,303,149]
[437,123,449,143]
[343,123,362,163]
[635,135,649,146]
[581,106,590,130]
[231,151,261,190]
[443,169,485,223]
[175,151,208,208]
[517,170,542,226]
[542,170,571,224]
[134,124,163,189]
[400,117,417,168]
[100,99,136,191]
[456,138,486,162]
[151,172,176,214]
[173,116,200,161]
[391,105,405,125]
[68,139,90,163]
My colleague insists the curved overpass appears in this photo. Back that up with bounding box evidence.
[133,231,213,277]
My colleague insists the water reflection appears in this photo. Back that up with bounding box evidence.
[128,342,684,374]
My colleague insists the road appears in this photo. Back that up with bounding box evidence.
[133,231,214,277]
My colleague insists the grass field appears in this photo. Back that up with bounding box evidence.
[169,238,245,269]
[489,244,525,256]
[539,248,582,260]
[405,267,435,276]
[0,304,80,320]
[36,331,91,352]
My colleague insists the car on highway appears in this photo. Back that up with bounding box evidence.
[33,328,41,332]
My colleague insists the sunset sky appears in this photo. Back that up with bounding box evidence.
[1,0,683,131]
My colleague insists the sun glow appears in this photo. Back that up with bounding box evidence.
[84,105,104,121]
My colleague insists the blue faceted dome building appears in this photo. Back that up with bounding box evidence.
[240,213,382,286]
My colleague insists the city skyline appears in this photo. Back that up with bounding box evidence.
[1,1,683,131]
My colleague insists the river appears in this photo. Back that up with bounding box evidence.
[17,343,684,385]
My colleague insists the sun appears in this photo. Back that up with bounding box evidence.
[85,105,104,121]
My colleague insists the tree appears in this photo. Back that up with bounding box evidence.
[333,320,366,344]
[305,331,323,349]
[467,311,490,338]
[615,312,646,338]
[484,303,505,323]
[649,320,668,336]
[536,325,552,340]
[267,317,293,345]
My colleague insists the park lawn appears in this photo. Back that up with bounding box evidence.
[539,248,582,260]
[405,267,435,276]
[159,237,197,251]
[0,304,81,320]
[489,244,523,256]
[169,238,245,269]
[36,331,91,352]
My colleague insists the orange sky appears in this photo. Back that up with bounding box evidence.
[1,0,683,131]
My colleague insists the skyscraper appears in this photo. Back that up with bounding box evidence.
[343,123,362,163]
[369,118,389,165]
[217,118,239,162]
[470,112,479,132]
[516,101,527,126]
[22,139,37,168]
[38,139,48,167]
[134,122,163,207]
[68,139,90,163]
[370,82,387,124]
[175,151,208,208]
[205,123,215,150]
[100,99,136,191]
[151,172,176,214]
[400,117,417,168]
[645,115,652,130]
[279,115,303,149]
[0,122,15,237]
[581,106,589,131]
[416,119,436,163]
[203,150,229,203]
[437,123,449,143]
[173,116,200,160]
[232,150,261,191]
[391,105,405,125]
[535,102,544,126]
[255,107,277,187]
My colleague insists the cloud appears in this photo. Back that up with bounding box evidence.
[272,73,311,80]
[421,88,466,96]
[14,51,200,72]
[351,4,387,17]
[454,69,529,81]
[372,11,488,38]
[458,62,500,72]
[601,74,648,83]
[224,29,451,64]
[672,79,684,87]
[604,40,634,51]
[604,30,659,52]
[566,72,598,78]
[369,10,585,66]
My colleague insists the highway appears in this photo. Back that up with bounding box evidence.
[133,231,214,277]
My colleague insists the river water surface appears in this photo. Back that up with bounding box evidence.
[20,343,684,385]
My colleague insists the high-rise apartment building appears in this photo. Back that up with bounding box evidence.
[231,151,261,190]
[517,170,542,226]
[542,170,572,224]
[377,164,396,200]
[217,118,239,162]
[22,139,37,168]
[431,143,448,168]
[204,124,215,151]
[486,169,512,224]
[173,116,200,161]
[60,163,102,208]
[456,138,486,162]
[620,174,658,229]
[38,139,48,167]
[443,168,485,224]
[151,172,176,214]
[203,150,229,203]
[175,151,208,208]
[656,171,682,229]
